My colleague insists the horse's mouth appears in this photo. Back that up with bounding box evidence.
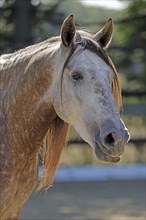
[94,143,120,163]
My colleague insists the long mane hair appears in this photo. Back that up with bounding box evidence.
[38,117,69,190]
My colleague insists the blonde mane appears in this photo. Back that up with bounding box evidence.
[38,117,69,190]
[109,56,122,113]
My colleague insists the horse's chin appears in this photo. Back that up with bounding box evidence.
[94,143,120,163]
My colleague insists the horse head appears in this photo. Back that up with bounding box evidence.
[52,15,130,163]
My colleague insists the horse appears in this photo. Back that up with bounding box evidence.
[0,14,130,219]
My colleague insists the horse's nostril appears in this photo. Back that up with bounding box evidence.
[104,133,115,146]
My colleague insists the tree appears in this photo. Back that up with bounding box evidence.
[112,0,146,90]
[0,0,64,53]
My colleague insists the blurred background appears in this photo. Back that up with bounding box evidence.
[0,0,145,164]
[0,0,146,219]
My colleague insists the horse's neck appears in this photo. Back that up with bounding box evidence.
[1,42,59,154]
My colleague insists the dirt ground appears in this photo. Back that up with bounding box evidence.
[21,180,145,220]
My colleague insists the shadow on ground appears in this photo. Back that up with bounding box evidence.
[21,180,145,220]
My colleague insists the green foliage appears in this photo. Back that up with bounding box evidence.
[114,0,146,90]
[0,0,124,53]
[57,0,123,26]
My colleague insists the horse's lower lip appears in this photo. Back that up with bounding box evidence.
[94,143,120,163]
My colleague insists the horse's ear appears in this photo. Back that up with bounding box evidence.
[94,18,113,48]
[61,14,76,47]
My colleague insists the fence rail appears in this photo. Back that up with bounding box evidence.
[123,90,146,116]
[122,90,146,97]
[123,103,146,116]
[68,138,146,146]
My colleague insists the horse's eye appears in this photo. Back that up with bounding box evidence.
[72,73,83,81]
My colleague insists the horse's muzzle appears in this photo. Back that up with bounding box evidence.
[94,119,130,163]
